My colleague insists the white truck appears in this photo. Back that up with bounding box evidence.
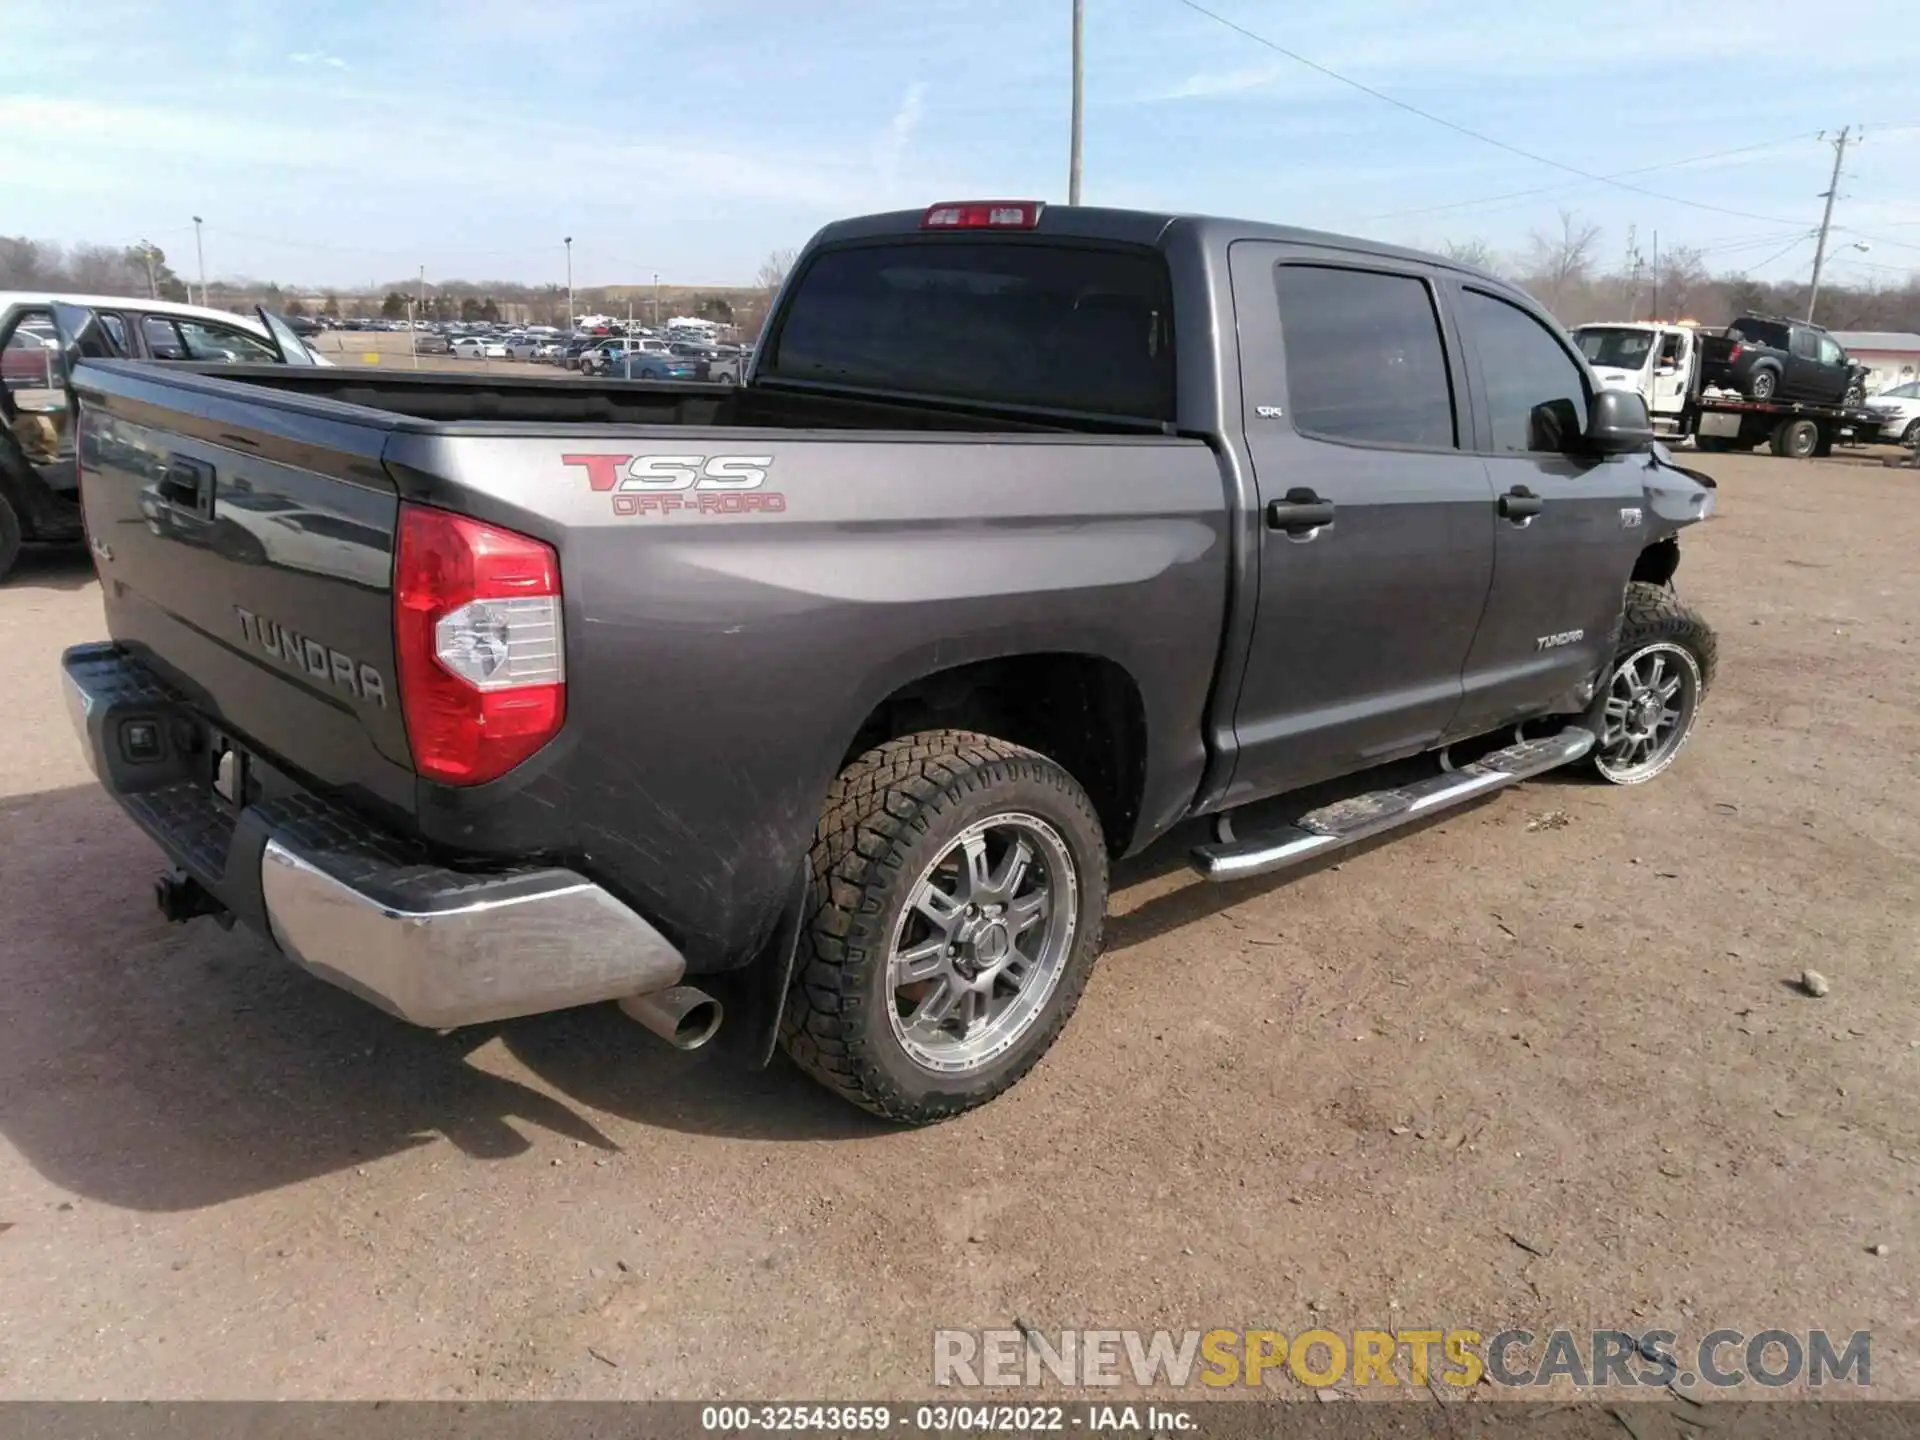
[1572,321,1883,459]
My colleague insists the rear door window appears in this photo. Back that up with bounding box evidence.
[1273,264,1457,448]
[767,240,1175,421]
[140,315,188,359]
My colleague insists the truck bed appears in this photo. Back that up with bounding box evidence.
[70,359,1229,970]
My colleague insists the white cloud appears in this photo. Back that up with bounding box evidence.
[1146,61,1289,102]
[877,81,928,190]
[289,50,349,69]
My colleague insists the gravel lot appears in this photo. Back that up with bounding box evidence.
[1,449,1915,1400]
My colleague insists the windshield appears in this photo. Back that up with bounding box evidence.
[1576,328,1656,371]
[766,239,1176,420]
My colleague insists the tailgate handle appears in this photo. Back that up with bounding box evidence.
[160,456,217,519]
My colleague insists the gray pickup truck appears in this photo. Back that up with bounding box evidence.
[56,201,1719,1123]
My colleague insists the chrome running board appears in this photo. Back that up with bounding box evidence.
[1190,728,1595,883]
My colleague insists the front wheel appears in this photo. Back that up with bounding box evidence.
[1901,418,1920,447]
[1586,582,1717,785]
[781,730,1109,1124]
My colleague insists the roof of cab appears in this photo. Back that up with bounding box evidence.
[809,204,1514,289]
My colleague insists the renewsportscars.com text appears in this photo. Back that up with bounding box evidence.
[933,1327,1871,1390]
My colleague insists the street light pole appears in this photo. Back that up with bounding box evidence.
[192,216,206,306]
[137,239,158,298]
[1068,0,1084,205]
[653,272,660,329]
[565,236,574,331]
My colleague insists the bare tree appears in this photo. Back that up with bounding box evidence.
[1523,209,1603,317]
[1653,244,1708,322]
[1440,237,1501,274]
[756,248,798,297]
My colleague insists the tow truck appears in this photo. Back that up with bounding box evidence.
[1573,321,1884,459]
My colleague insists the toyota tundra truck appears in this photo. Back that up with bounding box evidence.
[55,201,1719,1123]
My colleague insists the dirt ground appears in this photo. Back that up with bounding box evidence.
[0,448,1915,1401]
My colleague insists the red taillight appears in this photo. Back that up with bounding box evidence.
[394,504,565,786]
[1727,343,1742,361]
[921,200,1045,230]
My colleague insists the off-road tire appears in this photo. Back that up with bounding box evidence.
[0,492,22,584]
[1585,582,1717,784]
[780,730,1109,1124]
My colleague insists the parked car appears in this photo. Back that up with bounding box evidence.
[502,337,544,360]
[1,294,327,580]
[532,340,566,363]
[1863,381,1920,447]
[450,337,508,360]
[607,351,699,381]
[53,199,1718,1124]
[1699,315,1866,406]
[414,333,452,356]
[579,338,662,374]
[561,338,597,370]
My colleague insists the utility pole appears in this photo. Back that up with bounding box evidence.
[1806,126,1852,324]
[192,216,206,306]
[564,237,574,331]
[653,272,660,329]
[1068,0,1084,204]
[137,240,158,298]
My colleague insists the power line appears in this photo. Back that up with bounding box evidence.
[1734,234,1816,278]
[1357,133,1822,224]
[1174,0,1815,228]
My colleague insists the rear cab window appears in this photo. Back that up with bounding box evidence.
[1273,264,1457,448]
[763,239,1176,422]
[1729,318,1790,349]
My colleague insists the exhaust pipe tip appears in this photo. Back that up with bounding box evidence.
[619,985,723,1051]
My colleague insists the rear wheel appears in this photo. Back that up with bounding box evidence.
[1901,418,1920,447]
[1843,383,1865,409]
[1771,417,1819,458]
[781,730,1109,1124]
[1587,582,1716,785]
[1746,367,1779,401]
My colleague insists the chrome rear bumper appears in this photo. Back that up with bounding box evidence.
[64,641,687,1029]
[260,841,685,1028]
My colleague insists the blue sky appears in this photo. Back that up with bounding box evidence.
[6,0,1920,290]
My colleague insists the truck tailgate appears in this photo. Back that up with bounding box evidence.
[74,361,415,815]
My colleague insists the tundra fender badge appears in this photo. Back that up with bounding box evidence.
[1620,506,1644,528]
[1536,629,1585,652]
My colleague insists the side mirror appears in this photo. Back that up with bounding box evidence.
[1586,387,1654,455]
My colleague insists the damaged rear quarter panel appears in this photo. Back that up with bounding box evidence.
[385,429,1230,970]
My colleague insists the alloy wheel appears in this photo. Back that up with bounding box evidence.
[1595,642,1702,784]
[885,813,1078,1075]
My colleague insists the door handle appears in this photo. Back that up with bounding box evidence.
[1498,485,1543,522]
[1266,488,1335,536]
[159,455,217,519]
